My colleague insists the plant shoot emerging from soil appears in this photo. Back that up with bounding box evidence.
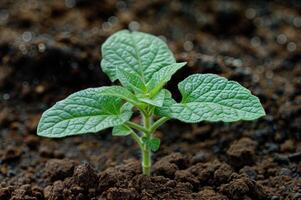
[37,30,265,176]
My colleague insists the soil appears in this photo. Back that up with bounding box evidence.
[1,0,301,199]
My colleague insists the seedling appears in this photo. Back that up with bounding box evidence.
[37,30,265,176]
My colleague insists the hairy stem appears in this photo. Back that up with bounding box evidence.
[142,113,152,176]
[127,109,169,176]
[125,121,149,134]
[142,147,151,176]
[150,117,169,133]
[124,125,143,149]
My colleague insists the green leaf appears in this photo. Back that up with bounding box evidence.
[112,125,131,136]
[142,137,161,152]
[138,89,166,107]
[169,74,266,123]
[147,62,186,96]
[99,86,140,105]
[101,30,176,82]
[149,138,161,152]
[37,88,133,138]
[154,89,176,117]
[116,67,147,94]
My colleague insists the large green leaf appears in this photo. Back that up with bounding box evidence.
[37,88,133,138]
[101,30,176,83]
[116,66,147,94]
[168,74,265,123]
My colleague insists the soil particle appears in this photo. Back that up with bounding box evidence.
[191,125,212,140]
[73,163,98,189]
[191,151,211,164]
[175,170,200,188]
[152,153,189,178]
[39,146,55,158]
[280,139,296,152]
[186,160,221,186]
[0,146,22,163]
[43,177,91,200]
[0,108,11,125]
[196,188,228,200]
[0,66,12,88]
[0,186,13,199]
[220,176,268,200]
[43,180,64,200]
[213,163,233,184]
[43,159,78,182]
[226,137,257,168]
[131,175,195,199]
[24,135,40,150]
[288,152,301,163]
[273,154,290,165]
[10,184,43,200]
[100,187,137,200]
[98,160,141,193]
[239,166,257,180]
[292,193,301,200]
[298,163,301,174]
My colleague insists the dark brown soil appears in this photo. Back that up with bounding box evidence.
[1,0,301,199]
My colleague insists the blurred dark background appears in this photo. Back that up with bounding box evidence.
[0,0,300,104]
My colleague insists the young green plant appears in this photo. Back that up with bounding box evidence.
[37,30,265,176]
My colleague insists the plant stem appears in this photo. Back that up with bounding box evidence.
[126,110,169,175]
[125,121,149,134]
[143,114,151,131]
[150,117,169,133]
[126,127,142,149]
[142,148,151,175]
[142,113,152,176]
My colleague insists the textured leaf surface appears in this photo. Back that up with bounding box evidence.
[101,30,176,82]
[169,74,265,123]
[116,67,147,94]
[99,86,139,105]
[154,89,176,117]
[149,138,161,151]
[138,90,166,107]
[147,62,186,95]
[112,125,131,136]
[142,137,161,152]
[37,88,133,138]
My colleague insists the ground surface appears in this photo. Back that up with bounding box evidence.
[0,0,301,199]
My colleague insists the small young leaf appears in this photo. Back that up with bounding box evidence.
[142,137,161,152]
[101,30,176,82]
[99,86,140,105]
[138,89,166,107]
[147,62,186,96]
[154,89,176,117]
[116,67,147,94]
[169,74,266,123]
[149,138,161,152]
[37,88,133,138]
[112,125,131,136]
